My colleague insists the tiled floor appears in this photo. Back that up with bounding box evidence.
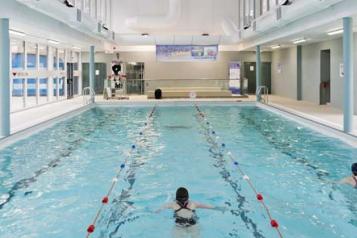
[9,94,357,136]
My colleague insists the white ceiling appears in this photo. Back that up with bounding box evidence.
[111,0,239,45]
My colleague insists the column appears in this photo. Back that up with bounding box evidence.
[297,45,302,101]
[0,19,10,137]
[256,45,261,101]
[89,45,95,97]
[343,17,354,133]
[47,46,53,102]
[36,43,40,105]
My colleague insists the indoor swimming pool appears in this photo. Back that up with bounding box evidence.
[0,104,356,238]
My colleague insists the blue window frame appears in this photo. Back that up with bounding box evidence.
[12,53,24,69]
[40,55,48,69]
[40,78,48,96]
[27,54,37,69]
[12,78,24,96]
[27,78,36,96]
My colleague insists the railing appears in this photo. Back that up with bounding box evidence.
[82,87,95,105]
[256,86,269,103]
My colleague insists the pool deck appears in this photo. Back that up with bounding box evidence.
[8,94,357,137]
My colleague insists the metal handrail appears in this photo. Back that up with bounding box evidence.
[256,86,269,103]
[83,87,95,105]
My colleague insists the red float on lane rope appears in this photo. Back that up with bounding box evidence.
[87,224,95,233]
[102,196,109,204]
[257,194,263,201]
[271,219,279,228]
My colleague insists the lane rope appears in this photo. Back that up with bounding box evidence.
[85,105,157,237]
[194,104,284,238]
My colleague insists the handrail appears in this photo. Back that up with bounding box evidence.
[256,86,269,103]
[82,87,96,105]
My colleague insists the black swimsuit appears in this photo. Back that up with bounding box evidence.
[174,202,197,227]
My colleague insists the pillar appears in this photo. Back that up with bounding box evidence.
[89,45,95,93]
[0,19,10,137]
[343,17,354,133]
[256,45,261,101]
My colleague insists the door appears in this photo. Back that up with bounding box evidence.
[244,62,271,94]
[82,63,107,94]
[244,62,256,94]
[320,49,331,105]
[67,63,74,99]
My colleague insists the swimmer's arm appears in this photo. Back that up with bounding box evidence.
[193,202,215,209]
[338,177,353,186]
[155,202,175,213]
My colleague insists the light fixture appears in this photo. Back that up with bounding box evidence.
[293,38,307,44]
[141,33,149,38]
[202,33,210,37]
[9,29,26,37]
[327,29,343,36]
[271,45,281,49]
[72,46,81,51]
[48,39,60,45]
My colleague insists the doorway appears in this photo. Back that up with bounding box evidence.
[320,49,331,105]
[82,63,107,94]
[244,62,271,94]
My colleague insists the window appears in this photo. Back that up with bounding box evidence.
[11,40,24,69]
[53,77,58,97]
[27,78,37,107]
[27,43,37,69]
[40,78,48,96]
[39,46,48,69]
[59,50,65,71]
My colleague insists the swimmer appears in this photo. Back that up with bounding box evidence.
[156,187,225,226]
[339,163,357,188]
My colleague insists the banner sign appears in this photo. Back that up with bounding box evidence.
[156,45,218,62]
[229,61,241,94]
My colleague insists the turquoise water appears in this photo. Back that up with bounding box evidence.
[0,105,356,238]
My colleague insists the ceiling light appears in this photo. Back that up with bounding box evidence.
[9,29,26,37]
[141,33,149,38]
[48,39,60,45]
[271,45,281,49]
[72,46,81,51]
[293,39,307,44]
[327,29,343,36]
[202,33,210,37]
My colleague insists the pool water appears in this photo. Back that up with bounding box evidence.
[0,104,356,238]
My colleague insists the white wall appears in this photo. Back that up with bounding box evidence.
[271,47,297,99]
[83,51,272,80]
[271,35,357,114]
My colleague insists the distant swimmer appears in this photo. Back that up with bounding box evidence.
[339,163,357,188]
[156,187,225,237]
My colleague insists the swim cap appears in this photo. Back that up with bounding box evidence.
[352,163,357,176]
[176,187,189,205]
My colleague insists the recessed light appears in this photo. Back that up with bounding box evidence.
[327,29,343,36]
[9,29,26,37]
[48,39,60,45]
[293,39,307,44]
[271,45,281,49]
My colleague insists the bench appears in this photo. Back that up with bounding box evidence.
[147,87,232,99]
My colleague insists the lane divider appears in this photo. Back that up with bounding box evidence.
[86,106,157,237]
[194,104,283,238]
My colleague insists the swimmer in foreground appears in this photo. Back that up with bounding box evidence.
[339,163,357,188]
[156,187,225,237]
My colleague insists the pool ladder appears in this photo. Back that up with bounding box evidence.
[82,87,96,105]
[256,86,269,104]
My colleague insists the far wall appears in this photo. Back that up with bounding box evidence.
[82,51,272,87]
[271,35,357,113]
